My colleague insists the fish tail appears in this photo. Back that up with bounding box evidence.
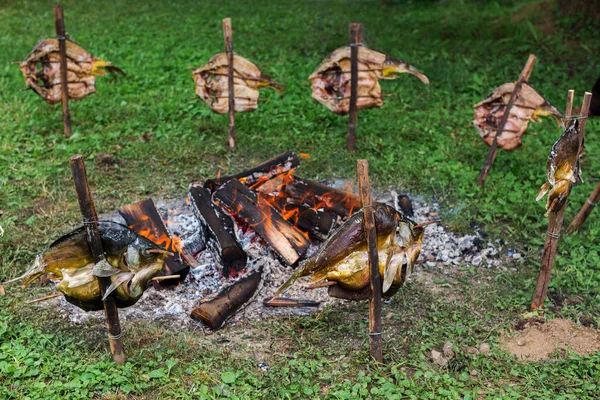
[268,80,284,95]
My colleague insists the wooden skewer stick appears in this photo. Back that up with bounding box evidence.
[347,23,363,152]
[531,92,592,310]
[70,155,126,365]
[357,159,382,362]
[223,18,235,151]
[567,182,600,233]
[477,54,536,187]
[151,274,181,282]
[27,293,62,304]
[53,5,72,138]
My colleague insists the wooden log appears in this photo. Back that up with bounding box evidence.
[214,180,310,265]
[204,151,300,191]
[267,196,335,239]
[282,176,362,218]
[531,92,592,310]
[357,159,382,362]
[223,18,235,150]
[347,23,363,151]
[188,185,247,276]
[119,198,190,287]
[69,155,126,365]
[54,5,72,138]
[190,269,262,329]
[477,54,536,187]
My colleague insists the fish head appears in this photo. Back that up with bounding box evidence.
[95,222,169,272]
[382,57,429,84]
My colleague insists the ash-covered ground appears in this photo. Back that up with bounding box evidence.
[52,181,518,330]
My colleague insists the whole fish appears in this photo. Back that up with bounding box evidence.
[309,46,429,115]
[19,38,124,104]
[192,52,283,114]
[537,119,583,216]
[20,221,168,311]
[473,82,561,150]
[271,203,425,298]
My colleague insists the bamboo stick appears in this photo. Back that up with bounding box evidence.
[566,182,600,233]
[27,293,62,304]
[223,18,235,150]
[357,159,382,362]
[151,275,181,282]
[531,92,592,310]
[54,5,72,138]
[477,54,536,187]
[70,155,126,365]
[347,23,362,152]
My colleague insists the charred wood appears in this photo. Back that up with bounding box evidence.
[190,269,262,329]
[188,185,247,276]
[119,199,190,287]
[214,180,310,265]
[283,176,362,218]
[268,196,335,239]
[204,151,299,191]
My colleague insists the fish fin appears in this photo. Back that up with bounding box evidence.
[536,182,551,202]
[383,244,402,293]
[101,273,134,301]
[92,259,120,278]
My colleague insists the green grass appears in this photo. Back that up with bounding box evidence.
[1,0,600,398]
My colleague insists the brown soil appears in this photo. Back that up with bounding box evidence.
[501,318,600,361]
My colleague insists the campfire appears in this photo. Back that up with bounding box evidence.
[18,151,506,331]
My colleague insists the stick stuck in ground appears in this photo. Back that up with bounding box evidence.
[53,5,72,138]
[477,54,536,187]
[357,159,383,362]
[531,92,592,310]
[347,23,362,151]
[70,155,126,365]
[223,18,235,150]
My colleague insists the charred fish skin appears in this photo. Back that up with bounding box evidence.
[21,221,166,311]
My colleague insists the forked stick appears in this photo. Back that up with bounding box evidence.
[223,18,235,150]
[531,92,592,310]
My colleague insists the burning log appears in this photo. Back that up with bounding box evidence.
[282,176,361,219]
[188,185,247,276]
[214,180,310,265]
[205,151,300,191]
[269,197,335,239]
[119,199,190,287]
[190,269,262,329]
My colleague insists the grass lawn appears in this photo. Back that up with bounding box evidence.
[1,0,599,398]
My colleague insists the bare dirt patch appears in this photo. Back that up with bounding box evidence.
[501,318,600,361]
